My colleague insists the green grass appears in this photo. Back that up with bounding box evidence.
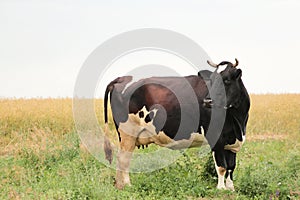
[1,134,299,199]
[0,95,300,199]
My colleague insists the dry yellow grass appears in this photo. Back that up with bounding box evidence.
[0,98,74,135]
[0,94,299,156]
[248,94,300,138]
[0,98,74,156]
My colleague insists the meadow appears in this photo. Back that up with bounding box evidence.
[0,94,299,199]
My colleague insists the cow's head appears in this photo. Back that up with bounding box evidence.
[207,58,243,109]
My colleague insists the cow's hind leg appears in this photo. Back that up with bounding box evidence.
[224,150,236,191]
[115,129,136,189]
[212,151,226,189]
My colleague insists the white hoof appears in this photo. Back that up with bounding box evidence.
[225,179,235,191]
[217,184,226,190]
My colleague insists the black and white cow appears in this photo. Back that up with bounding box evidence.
[103,59,250,190]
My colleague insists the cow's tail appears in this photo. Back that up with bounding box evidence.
[103,80,115,165]
[104,81,113,125]
[103,76,133,164]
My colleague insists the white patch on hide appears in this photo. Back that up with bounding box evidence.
[242,135,246,144]
[118,106,207,149]
[163,132,207,149]
[200,126,205,134]
[212,152,226,189]
[224,139,243,153]
[225,170,235,191]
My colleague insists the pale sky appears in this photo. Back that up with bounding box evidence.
[1,0,300,98]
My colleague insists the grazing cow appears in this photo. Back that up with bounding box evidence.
[103,59,250,190]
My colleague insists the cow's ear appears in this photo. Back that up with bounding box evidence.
[235,69,242,79]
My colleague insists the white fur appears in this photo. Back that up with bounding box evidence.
[242,135,246,144]
[118,107,207,149]
[224,139,243,153]
[225,170,235,191]
[212,152,226,189]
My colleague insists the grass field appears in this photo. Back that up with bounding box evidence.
[0,95,299,199]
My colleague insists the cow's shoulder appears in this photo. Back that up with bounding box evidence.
[198,70,213,80]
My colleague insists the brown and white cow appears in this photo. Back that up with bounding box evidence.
[103,59,250,190]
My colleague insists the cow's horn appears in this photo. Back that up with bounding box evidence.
[207,60,218,68]
[233,58,239,68]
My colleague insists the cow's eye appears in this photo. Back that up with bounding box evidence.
[224,79,231,85]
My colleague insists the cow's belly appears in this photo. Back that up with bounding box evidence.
[118,106,207,150]
[137,130,207,149]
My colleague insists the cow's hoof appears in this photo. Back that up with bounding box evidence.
[115,180,125,190]
[225,179,235,191]
[115,182,131,190]
[217,185,226,190]
[226,186,235,191]
[225,185,235,191]
[115,182,124,190]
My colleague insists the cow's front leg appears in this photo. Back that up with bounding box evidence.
[115,129,136,189]
[212,151,226,189]
[224,150,236,191]
[225,170,234,191]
